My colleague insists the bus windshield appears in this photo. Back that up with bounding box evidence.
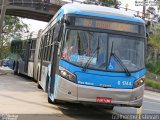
[62,29,145,72]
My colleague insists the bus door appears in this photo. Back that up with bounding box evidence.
[24,40,30,73]
[49,23,64,96]
[24,37,32,74]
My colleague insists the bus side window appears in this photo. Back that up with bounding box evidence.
[38,36,44,60]
[50,28,54,61]
[53,23,61,42]
[45,37,48,61]
[47,29,52,61]
[43,34,48,61]
[51,28,54,44]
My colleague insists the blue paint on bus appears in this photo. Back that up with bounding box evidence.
[59,59,146,89]
[57,4,144,23]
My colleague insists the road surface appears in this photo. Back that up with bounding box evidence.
[0,71,160,120]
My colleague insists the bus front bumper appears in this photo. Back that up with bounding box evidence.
[55,76,144,108]
[77,84,144,108]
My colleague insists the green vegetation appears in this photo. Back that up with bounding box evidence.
[99,0,121,8]
[146,24,160,76]
[148,24,160,49]
[85,0,121,8]
[0,16,28,60]
[146,61,160,76]
[145,78,160,89]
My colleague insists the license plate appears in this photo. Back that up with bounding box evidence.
[96,97,112,103]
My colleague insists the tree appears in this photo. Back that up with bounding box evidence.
[158,0,160,10]
[84,0,121,8]
[99,0,121,8]
[148,24,160,48]
[146,6,160,22]
[0,16,28,60]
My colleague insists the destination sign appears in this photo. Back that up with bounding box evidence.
[74,17,139,33]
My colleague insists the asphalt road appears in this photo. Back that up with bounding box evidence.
[0,72,160,120]
[113,90,160,120]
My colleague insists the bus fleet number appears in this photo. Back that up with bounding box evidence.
[122,81,132,86]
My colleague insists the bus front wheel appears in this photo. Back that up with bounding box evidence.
[105,106,114,110]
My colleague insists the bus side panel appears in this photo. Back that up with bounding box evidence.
[33,30,42,81]
[40,65,48,90]
[18,60,25,74]
[28,62,34,78]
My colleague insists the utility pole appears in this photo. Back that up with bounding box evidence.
[143,0,146,20]
[0,0,7,39]
[0,0,7,59]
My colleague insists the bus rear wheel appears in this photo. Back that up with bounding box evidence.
[14,62,18,75]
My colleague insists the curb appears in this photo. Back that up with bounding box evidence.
[145,86,160,93]
[0,70,7,75]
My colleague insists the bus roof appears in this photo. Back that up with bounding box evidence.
[42,3,144,35]
[58,3,144,23]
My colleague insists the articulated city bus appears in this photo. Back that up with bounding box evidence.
[11,31,42,78]
[12,3,146,109]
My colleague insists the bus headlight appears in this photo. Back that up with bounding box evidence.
[134,76,145,88]
[59,67,76,82]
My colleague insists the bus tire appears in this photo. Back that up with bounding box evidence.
[14,70,17,75]
[14,62,18,75]
[17,63,20,76]
[106,106,114,110]
[135,106,141,108]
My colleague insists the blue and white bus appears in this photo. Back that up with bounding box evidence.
[14,3,146,109]
[11,31,42,78]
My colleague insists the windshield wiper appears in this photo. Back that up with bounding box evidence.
[108,42,131,76]
[112,53,131,76]
[82,39,100,72]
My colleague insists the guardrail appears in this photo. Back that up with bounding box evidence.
[0,0,61,21]
[0,0,156,22]
[7,0,52,11]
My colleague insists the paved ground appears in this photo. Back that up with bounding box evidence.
[0,72,117,120]
[113,90,160,115]
[0,72,160,120]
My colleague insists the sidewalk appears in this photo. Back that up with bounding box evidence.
[145,86,160,93]
[0,70,7,75]
[0,66,12,75]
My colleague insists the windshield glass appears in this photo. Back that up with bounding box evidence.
[62,29,145,72]
[108,35,145,71]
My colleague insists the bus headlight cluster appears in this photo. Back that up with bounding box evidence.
[59,67,76,82]
[134,76,145,88]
